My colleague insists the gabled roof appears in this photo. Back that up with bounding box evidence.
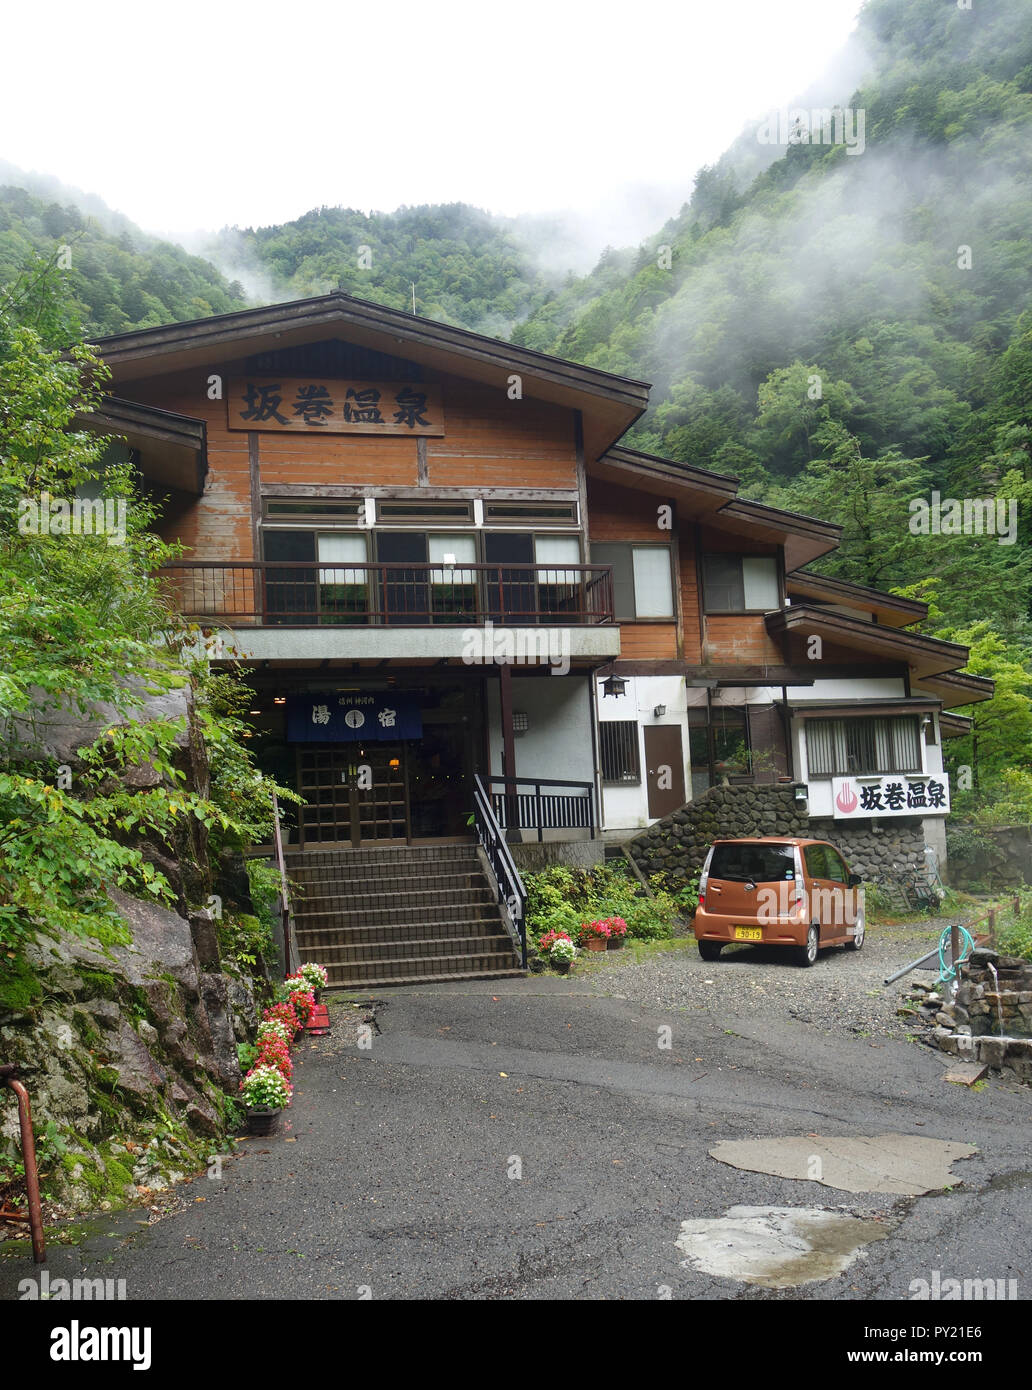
[88,291,651,462]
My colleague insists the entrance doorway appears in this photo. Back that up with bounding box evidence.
[644,725,687,819]
[297,745,408,846]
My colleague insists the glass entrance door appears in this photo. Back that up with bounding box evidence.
[297,745,408,846]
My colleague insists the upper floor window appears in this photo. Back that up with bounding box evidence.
[703,554,779,612]
[590,543,674,619]
[805,716,921,777]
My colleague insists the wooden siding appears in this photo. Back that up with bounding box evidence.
[618,624,678,659]
[704,615,784,665]
[121,363,580,562]
[426,375,577,488]
[587,477,669,541]
[259,434,419,488]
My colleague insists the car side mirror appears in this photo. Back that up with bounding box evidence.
[848,874,863,888]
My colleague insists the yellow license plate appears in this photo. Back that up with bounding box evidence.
[734,927,763,941]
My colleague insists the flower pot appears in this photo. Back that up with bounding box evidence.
[585,937,608,952]
[246,1106,282,1137]
[607,936,625,950]
[552,959,572,974]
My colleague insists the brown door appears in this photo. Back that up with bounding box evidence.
[644,726,686,819]
[297,745,408,846]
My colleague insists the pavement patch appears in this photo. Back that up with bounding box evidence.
[676,1205,894,1288]
[709,1133,977,1195]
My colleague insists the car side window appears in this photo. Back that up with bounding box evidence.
[823,849,848,884]
[804,844,827,878]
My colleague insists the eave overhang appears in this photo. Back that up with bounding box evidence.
[715,500,841,571]
[785,570,928,628]
[590,446,739,516]
[766,604,972,680]
[913,669,995,708]
[74,395,207,495]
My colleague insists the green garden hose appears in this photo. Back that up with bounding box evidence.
[938,924,975,984]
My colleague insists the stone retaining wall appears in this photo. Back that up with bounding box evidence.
[628,784,808,879]
[627,783,926,885]
[808,816,926,882]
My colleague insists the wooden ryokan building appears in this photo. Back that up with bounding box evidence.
[82,292,992,985]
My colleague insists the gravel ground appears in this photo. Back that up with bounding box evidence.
[574,916,957,1040]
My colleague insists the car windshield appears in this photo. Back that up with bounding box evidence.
[708,842,796,883]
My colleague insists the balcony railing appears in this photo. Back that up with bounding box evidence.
[158,561,614,627]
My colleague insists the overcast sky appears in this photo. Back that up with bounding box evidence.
[4,0,865,252]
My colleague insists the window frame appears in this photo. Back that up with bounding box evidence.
[589,541,675,621]
[599,719,642,784]
[804,715,923,777]
[702,552,780,615]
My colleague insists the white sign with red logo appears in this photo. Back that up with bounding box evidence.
[831,774,950,819]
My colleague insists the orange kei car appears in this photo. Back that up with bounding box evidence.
[692,837,865,967]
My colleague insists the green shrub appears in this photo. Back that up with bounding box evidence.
[524,862,683,949]
[996,891,1032,961]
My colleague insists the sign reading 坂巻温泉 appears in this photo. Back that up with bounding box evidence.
[831,774,951,819]
[226,378,444,435]
[286,693,423,743]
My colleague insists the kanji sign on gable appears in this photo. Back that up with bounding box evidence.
[227,378,444,435]
[832,774,951,819]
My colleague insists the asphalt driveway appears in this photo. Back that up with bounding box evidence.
[2,940,1028,1302]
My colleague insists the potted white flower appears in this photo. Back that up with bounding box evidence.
[240,1064,292,1135]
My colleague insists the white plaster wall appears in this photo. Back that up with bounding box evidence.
[596,674,692,831]
[486,675,595,786]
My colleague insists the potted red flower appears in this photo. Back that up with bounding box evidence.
[578,919,611,952]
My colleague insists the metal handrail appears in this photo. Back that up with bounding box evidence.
[157,560,615,627]
[0,1064,45,1263]
[473,773,527,968]
[271,790,299,977]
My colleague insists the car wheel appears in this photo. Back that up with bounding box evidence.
[797,923,819,967]
[846,912,865,952]
[698,940,723,961]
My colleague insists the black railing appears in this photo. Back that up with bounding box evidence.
[158,561,614,627]
[473,773,527,969]
[486,774,596,841]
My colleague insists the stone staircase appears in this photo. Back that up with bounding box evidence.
[286,844,524,989]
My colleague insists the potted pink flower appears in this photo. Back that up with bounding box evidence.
[605,916,628,950]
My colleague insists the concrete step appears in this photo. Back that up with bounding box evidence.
[301,934,515,965]
[296,884,496,913]
[325,951,521,986]
[295,900,500,931]
[296,917,505,948]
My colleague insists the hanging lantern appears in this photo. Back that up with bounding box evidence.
[601,675,628,699]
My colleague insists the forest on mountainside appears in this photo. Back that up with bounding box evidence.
[0,0,1030,823]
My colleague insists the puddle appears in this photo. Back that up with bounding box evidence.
[709,1133,976,1195]
[676,1205,894,1289]
[986,1170,1032,1192]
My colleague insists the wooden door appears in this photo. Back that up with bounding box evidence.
[644,726,686,819]
[298,746,408,846]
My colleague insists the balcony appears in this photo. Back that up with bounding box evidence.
[160,561,621,665]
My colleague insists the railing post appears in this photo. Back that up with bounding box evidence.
[950,922,961,980]
[988,907,996,947]
[0,1066,45,1263]
[536,785,543,843]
